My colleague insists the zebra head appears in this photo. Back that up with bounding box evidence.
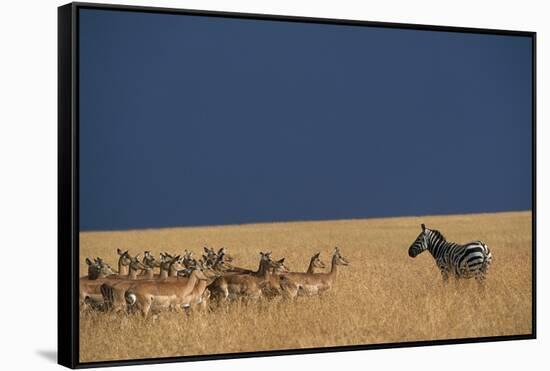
[408,223,429,258]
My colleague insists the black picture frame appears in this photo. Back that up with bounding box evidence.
[58,2,537,368]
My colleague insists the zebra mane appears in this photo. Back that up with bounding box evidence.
[428,228,447,241]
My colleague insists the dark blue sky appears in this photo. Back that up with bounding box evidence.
[79,9,532,231]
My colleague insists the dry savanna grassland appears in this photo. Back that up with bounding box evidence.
[79,211,532,362]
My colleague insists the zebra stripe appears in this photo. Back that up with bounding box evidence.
[408,224,492,281]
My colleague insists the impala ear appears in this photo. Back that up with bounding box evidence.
[117,248,123,255]
[421,224,426,232]
[85,257,93,266]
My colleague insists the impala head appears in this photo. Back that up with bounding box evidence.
[197,259,221,280]
[117,248,132,267]
[202,246,216,264]
[311,252,326,269]
[159,253,173,271]
[260,252,284,272]
[182,251,197,269]
[272,258,290,274]
[259,251,272,261]
[217,247,234,262]
[161,252,174,261]
[209,250,233,272]
[255,251,275,271]
[86,257,115,278]
[85,257,101,277]
[169,255,186,272]
[100,260,116,276]
[333,247,350,266]
[408,224,446,258]
[186,257,199,270]
[143,251,160,268]
[129,254,146,272]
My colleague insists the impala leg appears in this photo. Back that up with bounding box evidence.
[200,290,211,311]
[113,290,129,313]
[138,296,152,318]
[79,299,90,312]
[281,280,298,300]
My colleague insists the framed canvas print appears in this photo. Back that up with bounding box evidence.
[58,2,536,368]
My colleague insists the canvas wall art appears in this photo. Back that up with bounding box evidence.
[58,2,536,368]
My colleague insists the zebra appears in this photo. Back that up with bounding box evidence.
[408,223,492,282]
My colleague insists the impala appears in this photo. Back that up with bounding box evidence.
[179,250,235,309]
[81,252,144,309]
[79,258,116,309]
[124,260,217,316]
[177,260,224,310]
[208,252,280,300]
[102,253,191,311]
[116,248,132,277]
[261,257,292,298]
[281,248,348,297]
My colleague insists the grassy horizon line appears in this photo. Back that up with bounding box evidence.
[79,209,532,234]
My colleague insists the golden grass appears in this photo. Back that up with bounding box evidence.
[79,211,532,362]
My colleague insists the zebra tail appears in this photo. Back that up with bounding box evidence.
[482,245,493,272]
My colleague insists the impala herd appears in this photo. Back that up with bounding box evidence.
[80,247,350,317]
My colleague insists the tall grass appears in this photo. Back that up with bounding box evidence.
[79,211,532,362]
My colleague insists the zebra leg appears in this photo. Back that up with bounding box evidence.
[437,260,450,283]
[476,254,491,288]
[475,272,487,292]
[440,269,450,283]
[475,271,486,282]
[451,272,462,290]
[481,257,491,275]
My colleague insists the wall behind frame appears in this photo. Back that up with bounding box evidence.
[0,0,547,370]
